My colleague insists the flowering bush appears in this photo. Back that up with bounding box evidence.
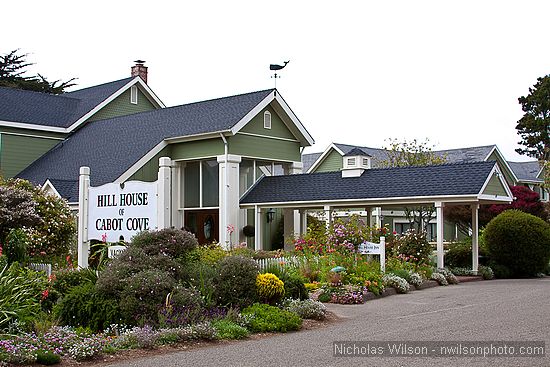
[283,299,327,320]
[256,273,285,304]
[2,178,75,259]
[389,229,433,265]
[408,272,424,287]
[431,272,448,285]
[436,268,459,284]
[382,274,410,293]
[214,256,259,308]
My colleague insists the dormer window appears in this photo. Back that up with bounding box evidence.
[346,157,356,167]
[263,111,271,129]
[130,85,138,104]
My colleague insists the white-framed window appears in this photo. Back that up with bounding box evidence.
[346,157,356,167]
[130,85,138,104]
[263,111,271,129]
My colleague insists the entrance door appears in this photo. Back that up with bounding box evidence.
[184,209,219,244]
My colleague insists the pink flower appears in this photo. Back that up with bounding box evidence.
[226,224,235,234]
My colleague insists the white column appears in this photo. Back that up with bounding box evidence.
[218,154,242,249]
[299,209,307,236]
[373,207,383,227]
[254,205,262,250]
[282,161,303,249]
[435,201,444,268]
[157,157,172,229]
[171,162,182,229]
[324,205,332,230]
[77,166,90,268]
[471,204,479,275]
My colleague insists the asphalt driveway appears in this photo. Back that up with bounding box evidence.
[108,278,550,367]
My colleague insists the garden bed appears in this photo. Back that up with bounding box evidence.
[28,311,341,367]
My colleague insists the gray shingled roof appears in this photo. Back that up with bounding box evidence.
[18,89,275,189]
[240,161,497,205]
[435,145,495,163]
[508,161,543,182]
[48,179,79,203]
[0,77,133,128]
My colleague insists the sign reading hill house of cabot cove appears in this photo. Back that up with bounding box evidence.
[88,181,157,243]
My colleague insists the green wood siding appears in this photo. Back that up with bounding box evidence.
[240,106,296,140]
[87,88,157,122]
[314,149,343,172]
[128,146,171,182]
[0,133,61,178]
[482,174,508,196]
[486,151,516,185]
[171,139,225,161]
[228,134,300,162]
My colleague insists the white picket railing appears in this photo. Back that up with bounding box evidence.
[29,263,52,276]
[254,256,300,271]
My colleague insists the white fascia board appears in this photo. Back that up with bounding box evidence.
[67,77,164,133]
[41,179,62,198]
[165,130,230,144]
[134,78,165,108]
[115,141,168,183]
[115,131,231,183]
[487,146,519,183]
[0,120,67,133]
[306,143,344,173]
[477,163,514,200]
[230,91,315,147]
[478,194,513,203]
[240,194,479,209]
[273,94,315,146]
[230,92,275,134]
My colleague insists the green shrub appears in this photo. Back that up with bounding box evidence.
[488,261,511,279]
[392,230,432,264]
[35,350,61,365]
[52,268,97,296]
[478,266,494,280]
[5,228,29,265]
[256,273,285,304]
[181,262,218,306]
[280,272,308,300]
[130,228,198,258]
[194,243,227,265]
[212,319,249,339]
[214,256,259,308]
[119,269,176,325]
[0,254,7,270]
[445,238,489,268]
[53,282,122,332]
[485,210,550,277]
[242,303,302,332]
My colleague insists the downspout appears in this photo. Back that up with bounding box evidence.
[220,133,229,247]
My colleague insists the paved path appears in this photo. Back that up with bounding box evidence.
[109,278,550,367]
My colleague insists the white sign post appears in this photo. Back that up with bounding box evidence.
[88,181,158,243]
[358,236,386,272]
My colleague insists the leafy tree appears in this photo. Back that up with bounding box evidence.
[444,186,547,233]
[0,49,76,94]
[516,75,550,188]
[379,138,447,232]
[0,185,41,244]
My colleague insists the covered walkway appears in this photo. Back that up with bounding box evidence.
[240,161,513,272]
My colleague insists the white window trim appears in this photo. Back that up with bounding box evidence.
[130,85,138,104]
[263,111,271,129]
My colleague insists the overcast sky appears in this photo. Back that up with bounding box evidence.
[5,0,550,162]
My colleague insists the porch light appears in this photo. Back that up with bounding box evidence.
[267,208,276,223]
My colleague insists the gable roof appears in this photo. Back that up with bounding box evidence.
[435,145,496,163]
[0,77,164,132]
[241,161,510,206]
[18,89,278,188]
[508,161,544,183]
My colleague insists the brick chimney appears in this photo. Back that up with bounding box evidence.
[131,60,148,84]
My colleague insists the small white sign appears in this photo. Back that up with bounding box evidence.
[108,245,127,259]
[358,241,382,255]
[88,181,157,242]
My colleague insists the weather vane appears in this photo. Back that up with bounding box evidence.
[270,60,289,88]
